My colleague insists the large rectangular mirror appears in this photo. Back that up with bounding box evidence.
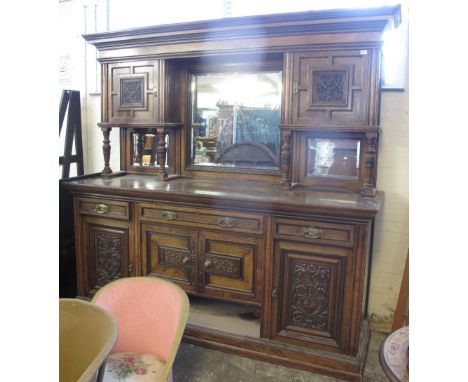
[190,71,282,170]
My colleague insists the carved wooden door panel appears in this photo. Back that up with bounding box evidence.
[290,50,374,127]
[198,230,263,303]
[81,217,131,298]
[107,60,160,125]
[270,240,352,353]
[140,223,197,292]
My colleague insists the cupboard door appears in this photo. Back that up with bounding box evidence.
[290,50,373,126]
[107,60,160,125]
[141,223,197,292]
[198,231,263,303]
[81,216,131,298]
[270,240,352,353]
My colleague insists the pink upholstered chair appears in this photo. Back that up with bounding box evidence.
[92,277,189,382]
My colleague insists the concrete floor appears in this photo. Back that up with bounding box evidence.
[173,331,388,382]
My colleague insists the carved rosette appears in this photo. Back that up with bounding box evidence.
[120,77,144,108]
[95,232,122,285]
[313,72,346,103]
[289,263,331,331]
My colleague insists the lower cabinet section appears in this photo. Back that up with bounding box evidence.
[140,222,263,303]
[79,216,132,297]
[72,194,374,381]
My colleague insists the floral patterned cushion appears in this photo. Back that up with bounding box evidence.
[103,352,166,382]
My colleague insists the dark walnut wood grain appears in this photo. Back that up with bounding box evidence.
[68,6,400,381]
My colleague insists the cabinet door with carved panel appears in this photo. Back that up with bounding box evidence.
[80,216,133,298]
[198,231,263,304]
[107,60,160,125]
[290,49,377,127]
[140,223,197,292]
[270,240,354,353]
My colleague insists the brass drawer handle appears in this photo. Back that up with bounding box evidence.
[303,227,322,239]
[218,216,234,228]
[95,203,110,214]
[128,263,134,273]
[161,211,177,220]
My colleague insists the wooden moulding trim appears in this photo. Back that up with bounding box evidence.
[183,322,371,381]
[83,6,400,50]
[97,122,183,129]
[279,125,381,133]
[95,41,383,63]
[63,184,382,219]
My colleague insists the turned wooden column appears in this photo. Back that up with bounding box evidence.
[136,132,147,166]
[362,132,378,197]
[280,130,291,189]
[101,127,113,176]
[155,127,168,181]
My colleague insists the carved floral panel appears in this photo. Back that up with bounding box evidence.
[95,232,123,286]
[312,71,347,105]
[120,77,144,108]
[159,246,194,269]
[289,262,331,331]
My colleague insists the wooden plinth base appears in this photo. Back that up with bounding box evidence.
[183,320,370,382]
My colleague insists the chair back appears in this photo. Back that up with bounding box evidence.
[91,277,189,370]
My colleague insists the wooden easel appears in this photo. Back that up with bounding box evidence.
[392,251,409,331]
[59,90,84,179]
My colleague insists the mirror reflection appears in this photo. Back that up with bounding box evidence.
[306,138,360,179]
[131,132,169,167]
[191,71,282,170]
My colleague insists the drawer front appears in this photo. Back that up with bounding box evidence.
[139,203,263,234]
[274,218,354,247]
[77,197,130,220]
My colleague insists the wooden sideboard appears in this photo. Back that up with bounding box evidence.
[63,6,400,381]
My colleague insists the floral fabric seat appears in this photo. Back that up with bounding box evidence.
[103,352,172,382]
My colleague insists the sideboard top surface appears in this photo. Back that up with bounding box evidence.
[64,173,382,218]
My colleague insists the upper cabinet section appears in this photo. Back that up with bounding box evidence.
[289,49,378,127]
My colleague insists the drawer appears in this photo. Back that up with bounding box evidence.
[139,203,263,234]
[77,197,130,220]
[273,217,355,247]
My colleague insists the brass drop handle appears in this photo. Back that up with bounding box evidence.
[271,287,278,298]
[95,203,110,214]
[182,256,189,264]
[204,259,212,268]
[218,216,234,228]
[292,82,299,93]
[128,263,134,273]
[161,211,177,220]
[303,227,322,239]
